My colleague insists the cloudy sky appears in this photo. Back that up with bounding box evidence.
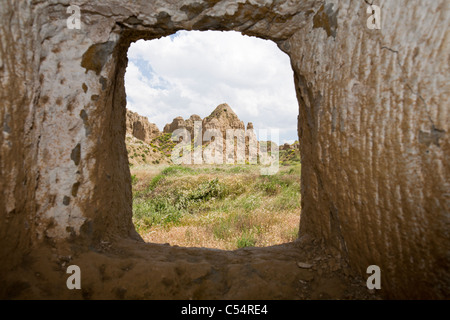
[125,30,299,144]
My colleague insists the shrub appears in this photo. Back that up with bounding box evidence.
[257,177,281,195]
[133,197,182,230]
[147,174,164,192]
[187,178,227,201]
[236,231,256,248]
[173,178,228,212]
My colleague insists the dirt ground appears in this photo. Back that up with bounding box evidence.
[0,236,381,300]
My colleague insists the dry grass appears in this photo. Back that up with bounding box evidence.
[142,209,299,250]
[131,164,301,250]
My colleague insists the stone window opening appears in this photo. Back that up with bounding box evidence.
[123,31,301,250]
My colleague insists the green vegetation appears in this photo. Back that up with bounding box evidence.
[161,165,196,176]
[236,230,257,248]
[131,163,301,250]
[150,133,177,156]
[279,146,300,165]
[126,127,301,249]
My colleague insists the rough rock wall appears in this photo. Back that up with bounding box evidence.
[0,0,448,298]
[163,103,255,163]
[164,115,203,138]
[163,104,246,138]
[202,103,245,131]
[0,0,38,276]
[126,109,160,144]
[202,103,247,163]
[286,0,449,298]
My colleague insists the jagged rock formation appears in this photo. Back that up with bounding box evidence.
[124,109,174,165]
[246,122,258,164]
[279,141,301,165]
[164,114,202,138]
[163,104,246,139]
[126,109,160,144]
[203,104,248,163]
[202,103,245,133]
[0,0,448,299]
[280,141,299,151]
[163,116,185,134]
[125,133,172,166]
[129,104,259,164]
[164,103,259,163]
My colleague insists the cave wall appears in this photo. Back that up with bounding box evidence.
[289,0,449,298]
[0,0,448,298]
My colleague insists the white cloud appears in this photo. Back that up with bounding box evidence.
[125,30,298,143]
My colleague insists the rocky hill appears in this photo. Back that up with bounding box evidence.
[126,133,172,166]
[163,114,202,138]
[126,110,172,165]
[163,103,246,137]
[126,104,299,165]
[163,103,256,163]
[126,109,160,144]
[202,103,245,133]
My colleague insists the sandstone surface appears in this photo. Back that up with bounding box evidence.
[126,109,160,144]
[0,0,448,299]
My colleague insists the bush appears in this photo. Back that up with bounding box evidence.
[256,176,281,195]
[256,174,294,196]
[147,174,164,192]
[190,179,222,199]
[236,231,256,248]
[133,197,182,230]
[174,178,228,211]
[134,177,229,230]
